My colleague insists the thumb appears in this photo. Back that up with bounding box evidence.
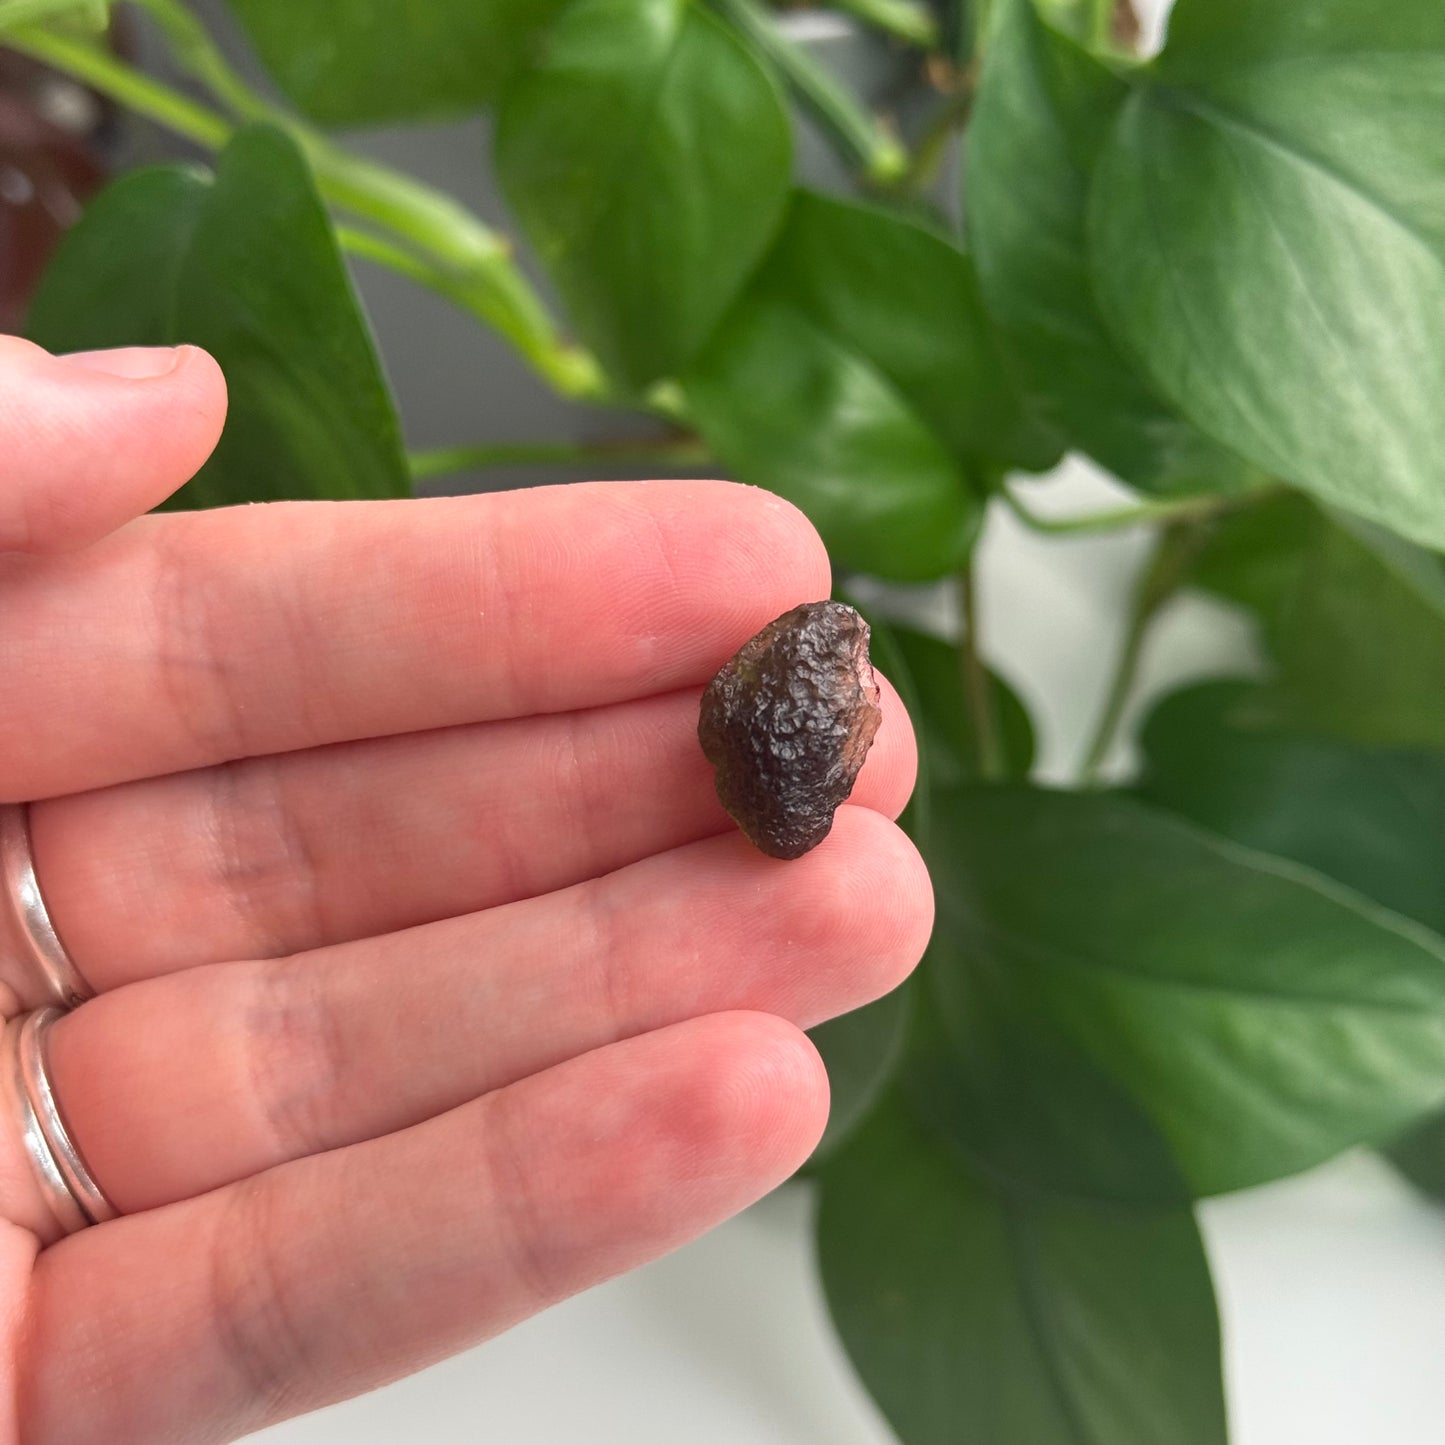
[0,335,228,553]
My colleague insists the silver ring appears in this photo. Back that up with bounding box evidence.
[4,1008,115,1235]
[0,804,93,1009]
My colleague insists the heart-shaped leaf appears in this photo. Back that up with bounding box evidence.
[496,0,791,389]
[966,0,1254,496]
[1137,677,1445,1204]
[817,1091,1227,1445]
[1089,0,1445,546]
[685,194,1038,579]
[926,785,1445,1196]
[27,125,408,507]
[763,192,1059,474]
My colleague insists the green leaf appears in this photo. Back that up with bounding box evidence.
[907,943,1193,1205]
[1158,0,1445,73]
[805,617,1038,1163]
[965,0,1253,497]
[1136,678,1445,1205]
[817,1092,1227,1445]
[1196,500,1445,750]
[495,0,791,389]
[27,125,408,508]
[223,0,567,125]
[885,621,1035,787]
[1138,680,1445,936]
[1189,491,1318,617]
[1088,0,1445,546]
[684,297,978,578]
[762,193,1059,473]
[1267,516,1445,749]
[1387,1111,1445,1201]
[685,193,1035,578]
[808,983,913,1162]
[927,785,1445,1196]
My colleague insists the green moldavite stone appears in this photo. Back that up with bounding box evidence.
[698,600,883,859]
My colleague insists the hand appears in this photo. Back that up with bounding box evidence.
[0,336,932,1444]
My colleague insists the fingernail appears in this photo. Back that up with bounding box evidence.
[55,345,189,380]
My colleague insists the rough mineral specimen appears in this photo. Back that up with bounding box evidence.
[698,600,883,859]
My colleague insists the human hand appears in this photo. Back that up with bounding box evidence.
[0,337,932,1443]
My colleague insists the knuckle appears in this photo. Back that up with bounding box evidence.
[479,1096,570,1307]
[146,520,254,762]
[208,755,329,958]
[580,879,636,1043]
[207,1177,315,1421]
[242,960,351,1165]
[553,712,611,893]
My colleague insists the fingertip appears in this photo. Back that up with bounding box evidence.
[0,341,228,554]
[692,1011,832,1177]
[161,344,230,480]
[849,666,920,822]
[775,805,936,1011]
[627,478,833,623]
[728,482,834,602]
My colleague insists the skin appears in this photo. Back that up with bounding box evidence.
[0,335,933,1445]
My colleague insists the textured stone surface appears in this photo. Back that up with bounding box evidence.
[698,600,883,859]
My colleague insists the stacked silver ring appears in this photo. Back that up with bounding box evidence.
[5,1008,116,1234]
[0,804,113,1236]
[0,805,94,1010]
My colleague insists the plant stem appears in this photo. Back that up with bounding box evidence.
[826,0,940,49]
[129,0,266,120]
[901,70,975,192]
[0,0,106,30]
[10,12,603,398]
[135,0,596,392]
[957,565,1005,781]
[334,226,581,384]
[7,22,232,146]
[134,0,504,271]
[1077,521,1211,783]
[409,435,711,482]
[708,0,908,185]
[1002,483,1271,537]
[336,224,601,396]
[1085,0,1114,49]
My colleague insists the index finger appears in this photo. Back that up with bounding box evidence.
[0,480,831,798]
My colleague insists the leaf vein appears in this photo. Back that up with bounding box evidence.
[960,915,1445,1017]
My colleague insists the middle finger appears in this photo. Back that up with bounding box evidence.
[47,805,933,1212]
[31,674,916,990]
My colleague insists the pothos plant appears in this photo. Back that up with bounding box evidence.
[4,0,1445,1438]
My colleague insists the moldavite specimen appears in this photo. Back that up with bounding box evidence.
[698,600,883,859]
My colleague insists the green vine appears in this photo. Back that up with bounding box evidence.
[5,15,603,397]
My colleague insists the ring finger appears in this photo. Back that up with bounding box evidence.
[46,804,932,1213]
[30,673,916,991]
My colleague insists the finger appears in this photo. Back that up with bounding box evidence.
[32,671,917,988]
[0,480,831,800]
[50,806,931,1211]
[25,1012,826,1445]
[0,337,226,554]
